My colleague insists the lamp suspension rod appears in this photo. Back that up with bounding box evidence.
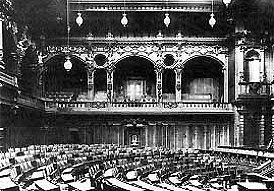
[66,0,70,49]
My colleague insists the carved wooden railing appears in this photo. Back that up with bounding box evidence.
[44,100,234,114]
[0,71,18,87]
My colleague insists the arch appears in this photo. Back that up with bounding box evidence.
[181,55,224,102]
[42,54,88,100]
[244,49,261,83]
[113,55,156,102]
[245,49,261,60]
[177,55,225,69]
[43,53,87,67]
[112,54,157,69]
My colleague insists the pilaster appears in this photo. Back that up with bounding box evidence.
[239,114,245,146]
[0,20,4,70]
[107,68,114,102]
[155,68,163,103]
[194,126,198,149]
[259,114,265,147]
[87,69,95,100]
[204,125,208,149]
[175,68,182,102]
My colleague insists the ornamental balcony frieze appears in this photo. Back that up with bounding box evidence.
[43,37,228,71]
[45,101,234,114]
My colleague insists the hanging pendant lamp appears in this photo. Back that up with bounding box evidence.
[164,13,170,28]
[223,0,231,7]
[209,0,216,28]
[76,12,83,26]
[121,13,128,27]
[209,13,216,28]
[64,0,72,71]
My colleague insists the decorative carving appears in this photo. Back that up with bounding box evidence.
[164,102,178,109]
[176,83,181,91]
[249,82,261,95]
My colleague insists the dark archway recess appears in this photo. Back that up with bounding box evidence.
[182,56,224,102]
[44,55,87,101]
[162,69,176,101]
[94,69,107,101]
[113,56,156,102]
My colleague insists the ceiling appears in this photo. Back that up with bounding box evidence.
[3,0,274,45]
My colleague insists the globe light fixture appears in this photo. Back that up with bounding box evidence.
[121,13,128,27]
[223,0,231,7]
[209,13,216,28]
[209,0,216,28]
[164,13,170,28]
[64,0,72,71]
[76,12,83,26]
[64,56,72,71]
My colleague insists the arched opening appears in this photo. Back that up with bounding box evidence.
[113,56,156,102]
[244,50,261,83]
[162,69,176,101]
[182,56,224,102]
[44,55,87,101]
[94,69,107,101]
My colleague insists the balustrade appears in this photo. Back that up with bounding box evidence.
[44,100,233,113]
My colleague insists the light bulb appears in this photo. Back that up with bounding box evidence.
[222,0,231,7]
[164,13,170,28]
[121,13,128,27]
[64,56,72,71]
[76,12,83,26]
[209,13,216,28]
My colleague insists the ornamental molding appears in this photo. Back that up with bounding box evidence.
[44,42,228,70]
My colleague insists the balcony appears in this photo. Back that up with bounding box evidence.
[44,100,234,114]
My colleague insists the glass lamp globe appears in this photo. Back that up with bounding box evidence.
[76,13,83,26]
[209,13,216,28]
[64,56,72,71]
[223,0,231,7]
[164,13,170,28]
[121,13,128,27]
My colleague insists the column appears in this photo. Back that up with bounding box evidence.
[117,126,120,145]
[155,68,163,103]
[227,124,230,146]
[194,126,198,149]
[223,63,228,102]
[212,125,216,149]
[175,68,182,102]
[235,46,245,96]
[259,114,265,147]
[204,126,208,149]
[222,126,226,146]
[185,126,189,148]
[87,69,95,100]
[153,125,156,147]
[239,114,245,146]
[234,110,240,146]
[107,68,114,103]
[272,115,274,139]
[0,19,5,70]
[145,125,148,147]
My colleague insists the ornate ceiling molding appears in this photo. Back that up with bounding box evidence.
[70,0,224,13]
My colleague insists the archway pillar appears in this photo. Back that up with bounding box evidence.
[87,69,95,100]
[175,68,182,102]
[155,68,163,103]
[107,68,114,103]
[0,19,4,70]
[223,62,228,103]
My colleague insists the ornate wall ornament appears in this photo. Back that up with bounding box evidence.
[164,102,178,109]
[176,83,181,91]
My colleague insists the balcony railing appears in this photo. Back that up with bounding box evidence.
[0,71,18,87]
[44,100,234,114]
